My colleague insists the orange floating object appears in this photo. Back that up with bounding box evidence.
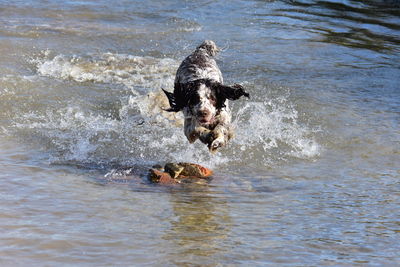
[176,163,213,178]
[148,162,213,184]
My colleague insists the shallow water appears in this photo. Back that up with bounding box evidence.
[0,0,399,266]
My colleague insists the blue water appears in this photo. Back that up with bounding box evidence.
[0,0,399,266]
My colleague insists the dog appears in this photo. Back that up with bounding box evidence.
[163,40,249,152]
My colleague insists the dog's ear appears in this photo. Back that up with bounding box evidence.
[213,82,250,109]
[162,83,198,112]
[162,88,180,112]
[220,83,250,100]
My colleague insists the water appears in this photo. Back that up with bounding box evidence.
[0,0,399,265]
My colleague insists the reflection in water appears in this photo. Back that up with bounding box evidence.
[163,187,231,266]
[271,0,400,51]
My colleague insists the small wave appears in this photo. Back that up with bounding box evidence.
[31,51,178,94]
[166,17,202,33]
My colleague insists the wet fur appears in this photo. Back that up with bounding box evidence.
[163,40,249,152]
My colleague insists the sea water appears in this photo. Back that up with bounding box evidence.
[0,0,399,265]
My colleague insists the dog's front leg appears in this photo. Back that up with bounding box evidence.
[184,117,211,144]
[197,126,213,144]
[208,124,233,152]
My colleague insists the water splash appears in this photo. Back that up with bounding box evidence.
[31,50,178,94]
[231,93,320,167]
[9,51,321,170]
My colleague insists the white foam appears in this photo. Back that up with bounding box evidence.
[232,94,320,165]
[32,51,178,93]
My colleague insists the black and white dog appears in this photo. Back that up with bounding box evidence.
[163,40,249,152]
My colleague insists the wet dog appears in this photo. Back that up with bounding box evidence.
[163,40,249,152]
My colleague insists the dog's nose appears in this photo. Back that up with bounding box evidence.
[198,110,209,117]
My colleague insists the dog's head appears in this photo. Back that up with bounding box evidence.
[163,79,249,126]
[196,40,220,57]
[186,81,218,125]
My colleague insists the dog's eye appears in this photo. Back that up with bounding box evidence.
[209,95,217,105]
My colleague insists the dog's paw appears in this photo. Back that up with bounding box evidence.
[209,138,225,153]
[199,131,213,145]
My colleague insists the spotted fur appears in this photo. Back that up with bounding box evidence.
[163,40,249,152]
